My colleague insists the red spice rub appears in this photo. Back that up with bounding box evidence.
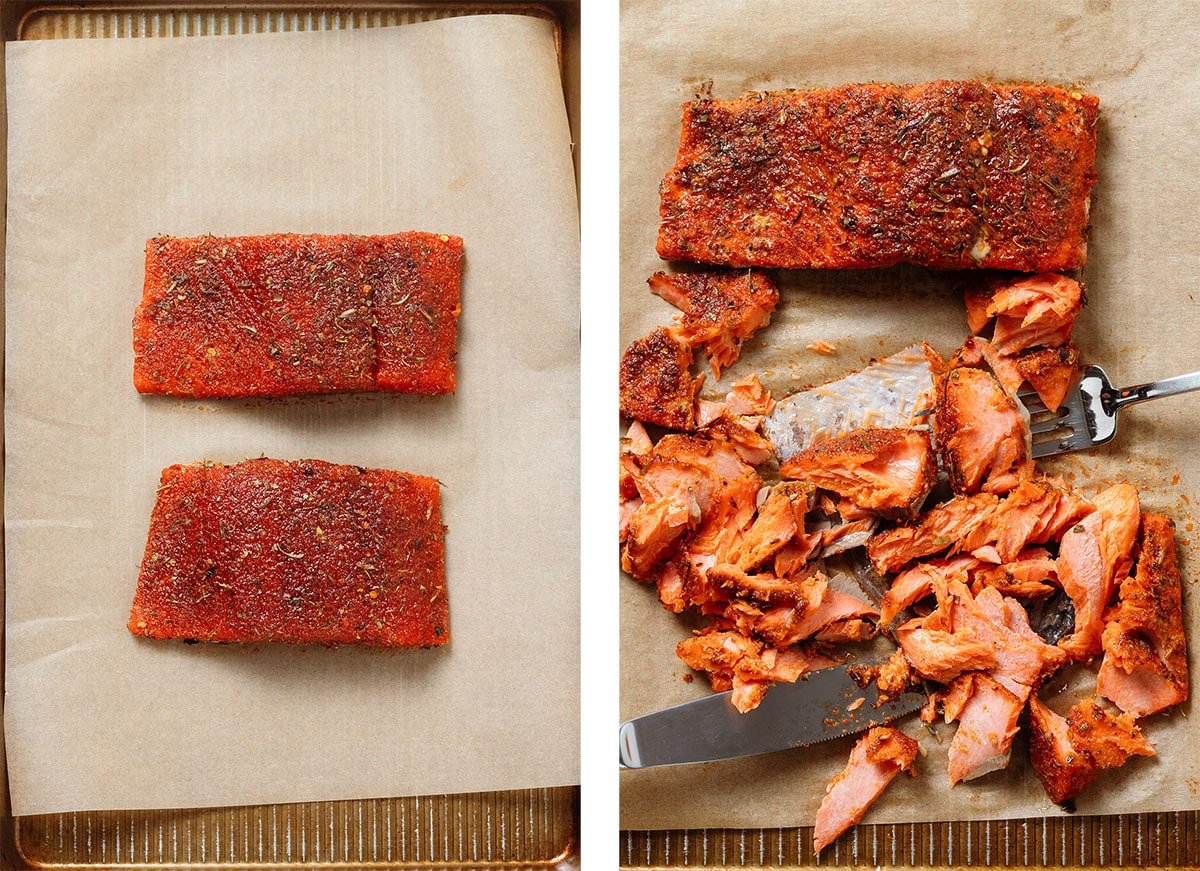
[658,82,1098,271]
[619,327,701,429]
[129,458,449,646]
[133,233,462,397]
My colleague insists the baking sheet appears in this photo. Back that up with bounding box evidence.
[620,0,1200,831]
[4,12,579,817]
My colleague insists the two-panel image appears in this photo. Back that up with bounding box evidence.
[1,1,1198,868]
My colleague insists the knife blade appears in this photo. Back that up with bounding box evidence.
[619,659,923,769]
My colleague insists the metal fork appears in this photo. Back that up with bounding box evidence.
[1023,365,1200,458]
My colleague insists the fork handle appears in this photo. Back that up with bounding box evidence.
[1108,370,1200,412]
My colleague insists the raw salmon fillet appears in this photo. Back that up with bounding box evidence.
[129,458,449,646]
[658,82,1098,271]
[133,233,463,397]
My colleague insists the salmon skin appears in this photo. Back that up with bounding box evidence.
[658,82,1098,271]
[129,458,448,646]
[133,233,463,398]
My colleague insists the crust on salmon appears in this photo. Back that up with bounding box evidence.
[813,727,919,854]
[780,428,936,517]
[934,365,1031,495]
[1098,513,1189,717]
[1028,695,1154,804]
[1057,483,1141,659]
[649,270,780,379]
[620,328,702,429]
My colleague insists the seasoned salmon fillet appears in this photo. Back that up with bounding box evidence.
[129,458,448,646]
[780,428,935,516]
[133,233,462,397]
[1098,513,1189,717]
[649,269,779,379]
[658,83,1098,271]
[1028,696,1154,805]
[620,328,702,429]
[813,727,919,853]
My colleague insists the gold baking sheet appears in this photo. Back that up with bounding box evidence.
[0,2,578,869]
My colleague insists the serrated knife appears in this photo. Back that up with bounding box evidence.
[619,659,923,768]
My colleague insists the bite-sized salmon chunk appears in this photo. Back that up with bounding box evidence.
[934,366,1031,495]
[659,83,1098,272]
[895,620,998,683]
[966,273,1083,356]
[867,492,1000,574]
[1098,513,1189,717]
[780,428,936,517]
[1028,696,1155,805]
[620,327,702,429]
[1014,344,1081,412]
[813,727,919,854]
[129,458,448,646]
[649,269,780,378]
[946,673,1023,786]
[133,233,462,397]
[879,555,981,625]
[726,482,809,571]
[970,548,1059,598]
[1057,483,1141,659]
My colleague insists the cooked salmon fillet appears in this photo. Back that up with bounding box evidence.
[934,365,1031,495]
[133,233,462,397]
[649,269,779,378]
[658,83,1098,271]
[620,327,702,429]
[813,727,919,853]
[128,458,448,646]
[780,428,935,517]
[1028,696,1154,804]
[1057,483,1141,659]
[1098,513,1189,717]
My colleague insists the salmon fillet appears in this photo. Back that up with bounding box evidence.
[813,727,919,853]
[658,83,1098,271]
[1098,513,1189,717]
[934,365,1031,495]
[129,458,448,646]
[620,327,703,429]
[1028,696,1154,805]
[780,428,936,517]
[649,269,779,379]
[133,233,462,397]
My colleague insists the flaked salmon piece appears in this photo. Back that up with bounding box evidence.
[698,417,775,465]
[620,327,703,429]
[971,549,1058,599]
[1058,483,1141,659]
[867,492,999,574]
[1028,695,1155,804]
[624,421,654,456]
[815,618,878,643]
[1098,513,1189,717]
[736,644,841,683]
[780,428,936,517]
[623,496,696,581]
[934,365,1031,496]
[819,517,879,557]
[708,563,813,603]
[753,577,878,647]
[698,373,778,429]
[619,423,655,543]
[774,533,823,578]
[941,674,978,723]
[950,336,1024,396]
[877,649,914,704]
[813,727,919,854]
[981,273,1083,356]
[952,583,1066,697]
[728,482,809,570]
[1015,344,1080,412]
[764,343,940,462]
[676,629,763,693]
[946,673,1022,785]
[880,555,981,625]
[895,619,999,683]
[649,270,780,379]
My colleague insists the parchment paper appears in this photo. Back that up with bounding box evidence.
[5,14,579,817]
[621,0,1200,830]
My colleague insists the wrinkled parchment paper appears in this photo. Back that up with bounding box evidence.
[621,0,1200,830]
[5,14,578,816]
